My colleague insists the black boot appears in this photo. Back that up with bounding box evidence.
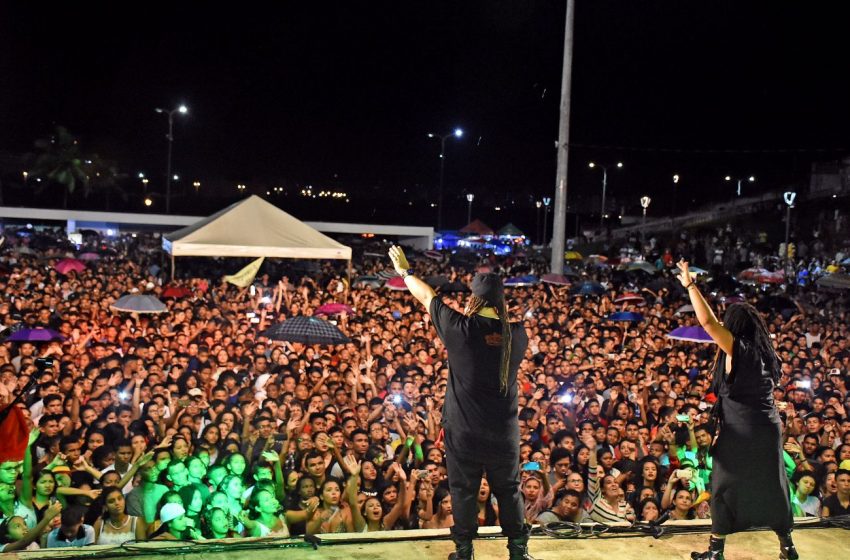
[690,536,725,560]
[448,540,474,560]
[778,532,799,560]
[507,534,537,560]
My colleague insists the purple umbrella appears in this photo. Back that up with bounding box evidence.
[77,252,101,261]
[666,326,715,344]
[315,303,355,316]
[6,328,66,343]
[541,272,577,286]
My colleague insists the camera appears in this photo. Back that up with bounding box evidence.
[34,357,54,371]
[392,394,403,405]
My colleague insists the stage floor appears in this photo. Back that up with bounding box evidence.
[6,527,846,560]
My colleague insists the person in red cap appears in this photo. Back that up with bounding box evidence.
[389,246,532,560]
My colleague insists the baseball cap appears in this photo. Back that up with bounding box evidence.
[160,502,186,524]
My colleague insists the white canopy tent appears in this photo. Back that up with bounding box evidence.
[163,195,352,278]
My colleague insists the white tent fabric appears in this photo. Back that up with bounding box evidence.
[162,196,351,260]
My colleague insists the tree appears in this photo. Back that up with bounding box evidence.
[30,126,88,208]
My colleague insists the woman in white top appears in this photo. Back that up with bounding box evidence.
[240,489,290,537]
[93,487,146,544]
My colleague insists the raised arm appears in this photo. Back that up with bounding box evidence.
[388,246,436,310]
[676,260,733,355]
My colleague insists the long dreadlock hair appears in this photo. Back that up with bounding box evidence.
[712,303,781,383]
[464,293,513,394]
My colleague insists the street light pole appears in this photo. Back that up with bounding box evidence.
[535,201,542,245]
[671,174,679,227]
[428,128,463,231]
[725,174,755,197]
[542,197,551,247]
[783,191,796,270]
[155,104,188,214]
[640,196,652,244]
[589,161,623,231]
[466,193,474,225]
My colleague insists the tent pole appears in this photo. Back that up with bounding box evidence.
[171,254,175,282]
[346,259,352,303]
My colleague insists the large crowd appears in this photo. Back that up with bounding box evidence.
[0,225,849,551]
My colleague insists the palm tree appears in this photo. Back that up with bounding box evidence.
[86,154,128,210]
[30,126,88,208]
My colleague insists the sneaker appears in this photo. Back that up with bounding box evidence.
[691,551,724,560]
[779,535,799,560]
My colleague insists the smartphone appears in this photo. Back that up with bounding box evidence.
[246,312,256,319]
[522,462,541,472]
[795,380,811,389]
[675,414,690,422]
[417,471,429,480]
[392,394,403,405]
[250,285,256,296]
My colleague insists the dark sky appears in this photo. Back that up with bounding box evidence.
[2,1,848,226]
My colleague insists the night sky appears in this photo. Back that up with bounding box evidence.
[2,1,848,228]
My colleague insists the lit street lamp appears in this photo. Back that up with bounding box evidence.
[535,201,543,244]
[640,196,652,239]
[155,104,188,213]
[725,174,755,197]
[427,128,464,231]
[783,191,796,269]
[466,193,474,225]
[542,197,552,247]
[589,161,623,229]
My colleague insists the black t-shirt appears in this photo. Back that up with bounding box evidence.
[823,494,850,517]
[429,297,528,450]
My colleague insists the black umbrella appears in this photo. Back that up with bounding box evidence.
[425,275,449,289]
[260,316,350,345]
[440,281,470,293]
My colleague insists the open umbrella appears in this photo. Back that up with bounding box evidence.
[440,281,470,293]
[564,251,583,261]
[688,266,709,276]
[6,328,66,343]
[614,292,646,304]
[718,294,746,304]
[675,304,695,315]
[504,275,538,287]
[609,312,644,323]
[55,258,87,275]
[425,275,449,289]
[162,286,192,299]
[424,250,443,261]
[587,254,608,264]
[378,269,398,280]
[756,270,785,285]
[110,294,168,314]
[541,273,575,286]
[626,261,657,274]
[77,252,100,262]
[261,316,350,345]
[315,303,355,316]
[353,275,382,288]
[738,267,769,282]
[666,326,715,344]
[817,273,850,290]
[570,282,605,296]
[385,277,408,291]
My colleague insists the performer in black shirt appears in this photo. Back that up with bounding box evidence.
[388,246,533,560]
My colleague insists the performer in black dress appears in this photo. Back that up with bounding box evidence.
[676,260,797,560]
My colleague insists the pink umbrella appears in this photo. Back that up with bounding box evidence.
[385,277,409,291]
[315,303,355,316]
[757,270,785,284]
[54,258,87,275]
[615,292,645,304]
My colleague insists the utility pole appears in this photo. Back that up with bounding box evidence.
[550,0,575,275]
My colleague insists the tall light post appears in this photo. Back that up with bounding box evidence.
[725,174,755,197]
[465,193,474,225]
[542,197,552,247]
[671,174,680,225]
[589,161,623,230]
[535,200,543,244]
[783,191,796,270]
[427,128,463,231]
[640,196,652,243]
[155,104,188,213]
